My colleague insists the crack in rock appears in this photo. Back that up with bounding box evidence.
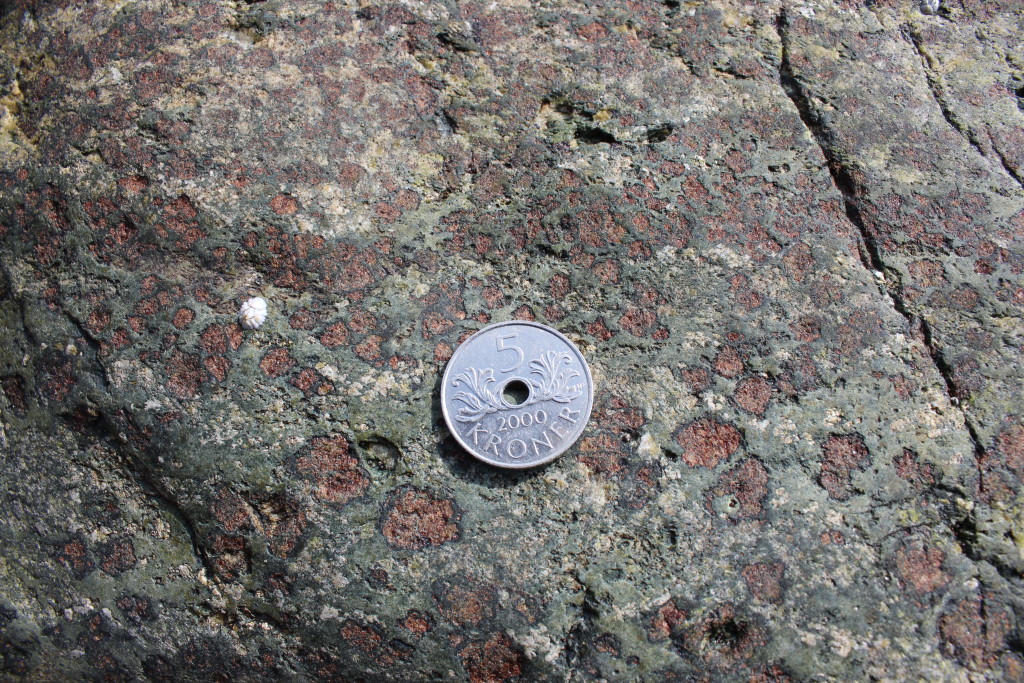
[775,8,986,492]
[905,25,1024,192]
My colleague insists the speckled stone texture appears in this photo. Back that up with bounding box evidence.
[0,0,1022,679]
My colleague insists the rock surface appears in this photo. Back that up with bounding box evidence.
[0,0,1022,679]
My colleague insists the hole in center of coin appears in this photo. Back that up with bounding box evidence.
[502,380,530,406]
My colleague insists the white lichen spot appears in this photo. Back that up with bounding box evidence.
[749,418,771,434]
[348,370,411,401]
[316,364,345,386]
[920,0,940,15]
[542,469,570,489]
[831,630,857,658]
[638,433,661,458]
[656,245,678,262]
[771,487,790,508]
[702,392,727,412]
[239,296,268,330]
[515,625,562,663]
[956,498,975,514]
[108,359,156,392]
[707,243,752,269]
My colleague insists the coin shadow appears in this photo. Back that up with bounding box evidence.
[430,372,553,487]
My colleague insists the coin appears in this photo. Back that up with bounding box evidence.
[441,321,594,469]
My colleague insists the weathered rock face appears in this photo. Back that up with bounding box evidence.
[0,0,1022,679]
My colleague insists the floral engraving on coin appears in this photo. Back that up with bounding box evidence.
[451,351,584,423]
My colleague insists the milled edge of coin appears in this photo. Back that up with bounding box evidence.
[440,320,595,469]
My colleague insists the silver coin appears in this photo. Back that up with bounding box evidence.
[441,321,594,469]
